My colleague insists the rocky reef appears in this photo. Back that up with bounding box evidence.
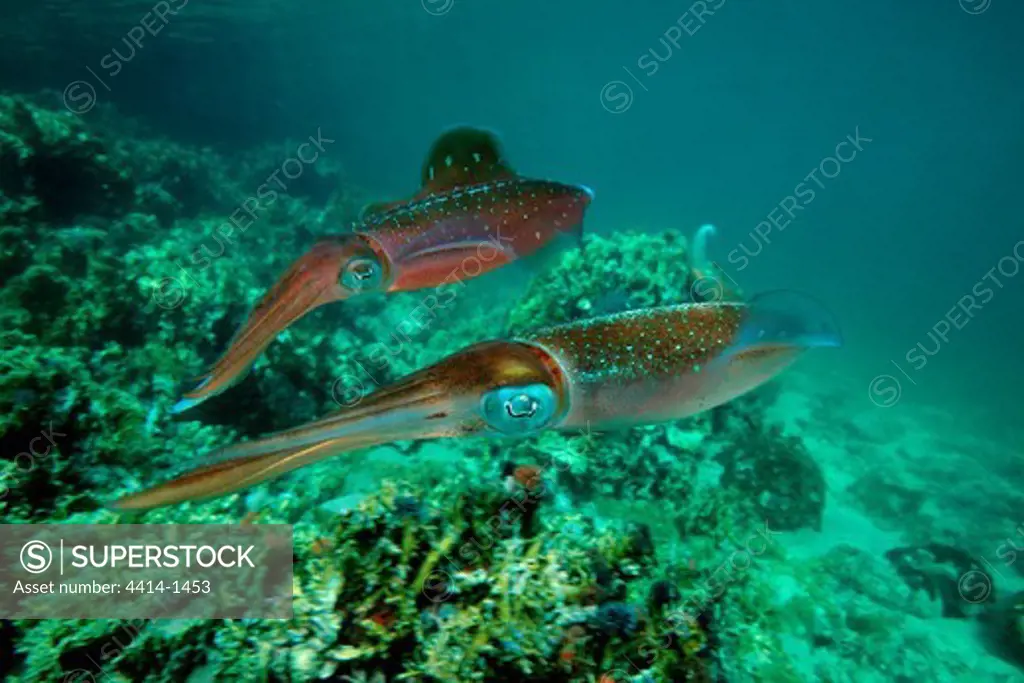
[1,93,1020,682]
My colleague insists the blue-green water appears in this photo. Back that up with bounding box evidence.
[10,0,1019,416]
[1,1,1022,681]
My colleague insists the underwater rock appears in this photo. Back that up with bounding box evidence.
[134,181,182,227]
[319,492,369,517]
[589,551,627,604]
[666,426,707,452]
[648,579,682,613]
[988,590,1024,667]
[392,494,424,521]
[506,230,694,334]
[625,522,656,562]
[885,542,995,618]
[717,420,826,532]
[0,94,135,225]
[592,602,640,639]
[847,470,927,528]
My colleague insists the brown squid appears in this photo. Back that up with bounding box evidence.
[116,290,840,509]
[173,126,593,413]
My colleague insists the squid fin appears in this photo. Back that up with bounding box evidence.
[419,126,517,193]
[728,290,843,357]
[359,199,407,222]
[360,126,517,222]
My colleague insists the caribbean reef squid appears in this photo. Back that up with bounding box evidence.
[115,290,840,509]
[173,126,593,413]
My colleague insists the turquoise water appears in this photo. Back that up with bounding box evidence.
[1,1,1022,681]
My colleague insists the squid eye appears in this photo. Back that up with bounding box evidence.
[480,384,557,436]
[505,393,538,419]
[341,256,382,292]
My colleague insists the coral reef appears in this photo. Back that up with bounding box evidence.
[4,93,1017,682]
[506,228,694,334]
[0,93,731,681]
[7,482,721,682]
[718,419,826,533]
[885,543,994,618]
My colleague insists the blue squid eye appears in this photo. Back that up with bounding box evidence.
[341,256,382,292]
[480,384,557,436]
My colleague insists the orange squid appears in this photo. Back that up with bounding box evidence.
[172,126,593,413]
[116,290,840,509]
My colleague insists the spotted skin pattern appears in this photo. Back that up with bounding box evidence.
[361,178,590,292]
[171,126,592,413]
[119,297,832,509]
[526,303,745,384]
[523,303,763,428]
